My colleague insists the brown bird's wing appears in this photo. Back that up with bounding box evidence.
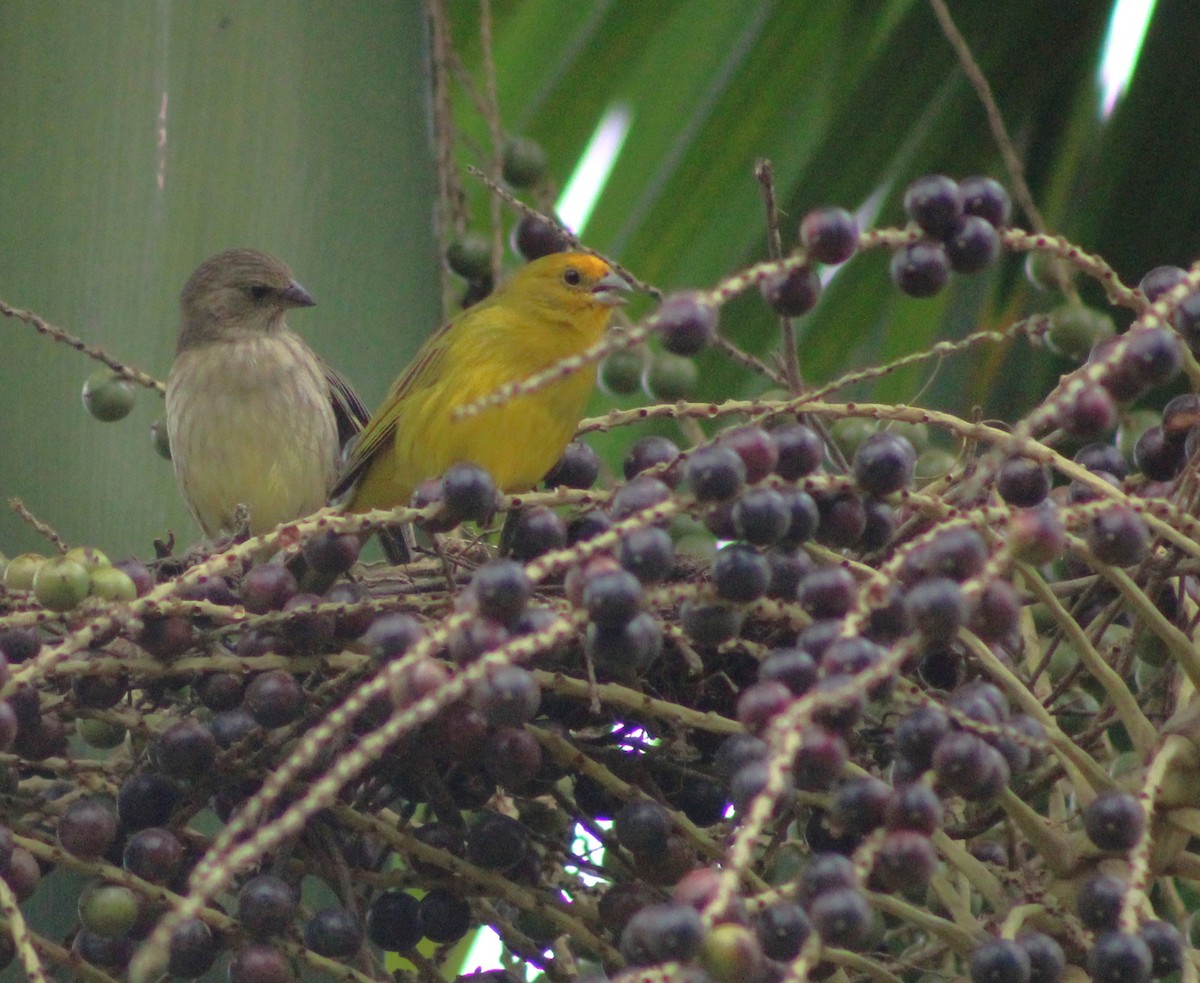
[322,360,371,447]
[330,320,455,503]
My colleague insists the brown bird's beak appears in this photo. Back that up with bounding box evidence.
[592,270,631,307]
[282,279,316,308]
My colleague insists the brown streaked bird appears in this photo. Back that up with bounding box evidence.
[165,248,368,541]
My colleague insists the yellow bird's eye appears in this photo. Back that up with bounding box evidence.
[562,268,582,287]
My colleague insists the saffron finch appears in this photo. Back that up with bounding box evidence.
[166,249,367,539]
[335,252,627,518]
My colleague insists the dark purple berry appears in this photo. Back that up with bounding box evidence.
[366,891,422,952]
[800,206,859,264]
[473,665,540,727]
[779,488,820,545]
[442,463,498,524]
[583,569,643,628]
[1083,791,1144,852]
[615,799,671,854]
[758,647,817,695]
[512,215,567,260]
[1134,425,1185,480]
[813,489,867,547]
[302,530,360,578]
[933,731,1010,801]
[304,907,363,958]
[808,887,871,950]
[624,435,681,481]
[712,544,771,603]
[686,445,746,501]
[1077,872,1127,931]
[1140,264,1186,303]
[885,782,942,834]
[997,456,1050,506]
[116,772,178,831]
[969,938,1032,983]
[1139,920,1183,977]
[773,423,824,479]
[58,798,117,859]
[507,506,567,561]
[168,918,216,979]
[418,888,472,944]
[830,777,891,837]
[733,488,791,544]
[470,560,532,625]
[1124,326,1182,389]
[544,440,601,489]
[241,565,298,615]
[238,875,297,939]
[853,431,916,496]
[123,826,183,884]
[1088,932,1151,983]
[797,566,857,619]
[657,292,717,356]
[587,612,663,671]
[761,265,821,317]
[947,215,1001,274]
[960,176,1012,228]
[755,901,811,960]
[1017,932,1064,983]
[611,475,671,519]
[904,174,963,237]
[904,576,966,638]
[1087,507,1149,566]
[245,670,304,729]
[718,426,779,483]
[679,599,744,646]
[619,902,703,965]
[1062,384,1118,438]
[227,944,291,983]
[619,526,675,583]
[868,830,937,893]
[891,239,951,297]
[1074,442,1128,478]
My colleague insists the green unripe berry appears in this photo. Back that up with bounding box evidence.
[78,881,140,938]
[1025,251,1075,293]
[502,136,548,188]
[1046,304,1115,362]
[4,553,47,591]
[76,717,128,750]
[600,348,645,395]
[830,417,877,459]
[32,556,91,611]
[65,546,110,572]
[914,448,957,482]
[150,420,172,461]
[446,233,492,281]
[82,370,136,422]
[645,352,698,401]
[90,567,137,602]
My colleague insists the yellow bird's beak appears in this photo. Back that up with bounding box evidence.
[591,270,631,307]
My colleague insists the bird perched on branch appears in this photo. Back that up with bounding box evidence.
[334,251,628,529]
[165,248,367,541]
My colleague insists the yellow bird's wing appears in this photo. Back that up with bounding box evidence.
[330,320,455,503]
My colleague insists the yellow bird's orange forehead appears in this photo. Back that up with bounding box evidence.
[535,252,612,279]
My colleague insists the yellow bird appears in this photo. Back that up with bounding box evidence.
[335,252,627,520]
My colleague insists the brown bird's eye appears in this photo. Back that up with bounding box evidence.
[248,284,271,300]
[562,268,582,287]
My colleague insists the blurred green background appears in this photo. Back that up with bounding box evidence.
[2,0,1197,560]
